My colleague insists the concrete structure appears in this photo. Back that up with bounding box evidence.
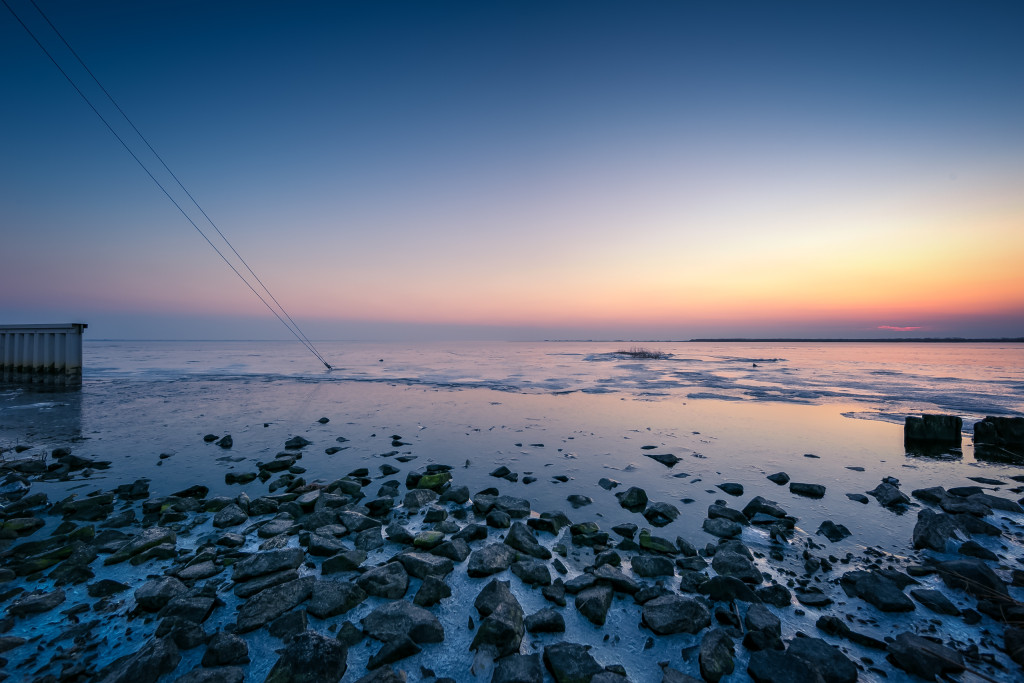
[0,323,87,385]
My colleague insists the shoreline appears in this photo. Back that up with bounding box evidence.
[2,384,1023,681]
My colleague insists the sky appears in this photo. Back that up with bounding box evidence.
[2,0,1023,340]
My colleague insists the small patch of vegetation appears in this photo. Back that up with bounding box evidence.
[616,346,665,359]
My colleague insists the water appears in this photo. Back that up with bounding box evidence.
[1,340,1022,682]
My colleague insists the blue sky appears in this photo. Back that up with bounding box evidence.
[2,1,1023,340]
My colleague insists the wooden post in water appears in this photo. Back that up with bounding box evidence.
[0,323,87,385]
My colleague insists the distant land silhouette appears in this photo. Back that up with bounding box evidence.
[547,338,1024,343]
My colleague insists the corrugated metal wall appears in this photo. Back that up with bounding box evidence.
[0,323,87,385]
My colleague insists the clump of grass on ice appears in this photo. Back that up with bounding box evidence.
[616,346,665,359]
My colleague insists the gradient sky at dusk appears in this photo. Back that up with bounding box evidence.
[2,1,1022,340]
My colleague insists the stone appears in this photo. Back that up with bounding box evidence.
[160,595,215,623]
[232,548,304,581]
[432,538,471,562]
[743,603,783,651]
[742,496,788,520]
[867,482,911,508]
[934,557,1009,600]
[264,630,348,683]
[135,577,187,612]
[493,653,545,683]
[357,562,409,599]
[367,635,420,670]
[235,576,315,632]
[632,554,675,577]
[395,551,454,579]
[839,570,915,612]
[567,494,592,508]
[703,517,742,539]
[94,636,180,683]
[88,578,130,598]
[661,668,703,683]
[911,589,961,615]
[512,559,552,586]
[912,509,966,551]
[414,575,452,607]
[887,632,964,680]
[284,436,312,450]
[814,615,886,650]
[307,579,367,618]
[789,483,825,498]
[815,521,850,543]
[708,504,748,526]
[322,550,367,574]
[575,584,614,626]
[699,576,760,603]
[712,549,762,584]
[468,542,517,577]
[644,452,681,466]
[212,503,248,528]
[787,636,857,683]
[234,569,299,599]
[616,486,648,510]
[104,527,176,565]
[717,483,744,496]
[440,485,471,504]
[699,628,735,682]
[747,650,826,683]
[173,668,245,683]
[487,509,513,528]
[494,495,531,517]
[642,594,711,635]
[413,528,445,549]
[643,502,680,526]
[543,642,604,683]
[202,631,250,667]
[592,565,641,594]
[525,607,565,633]
[362,600,445,643]
[766,472,789,485]
[471,589,525,658]
[268,610,308,640]
[8,588,65,617]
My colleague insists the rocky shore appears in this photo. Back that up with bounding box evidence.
[1,417,1023,683]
